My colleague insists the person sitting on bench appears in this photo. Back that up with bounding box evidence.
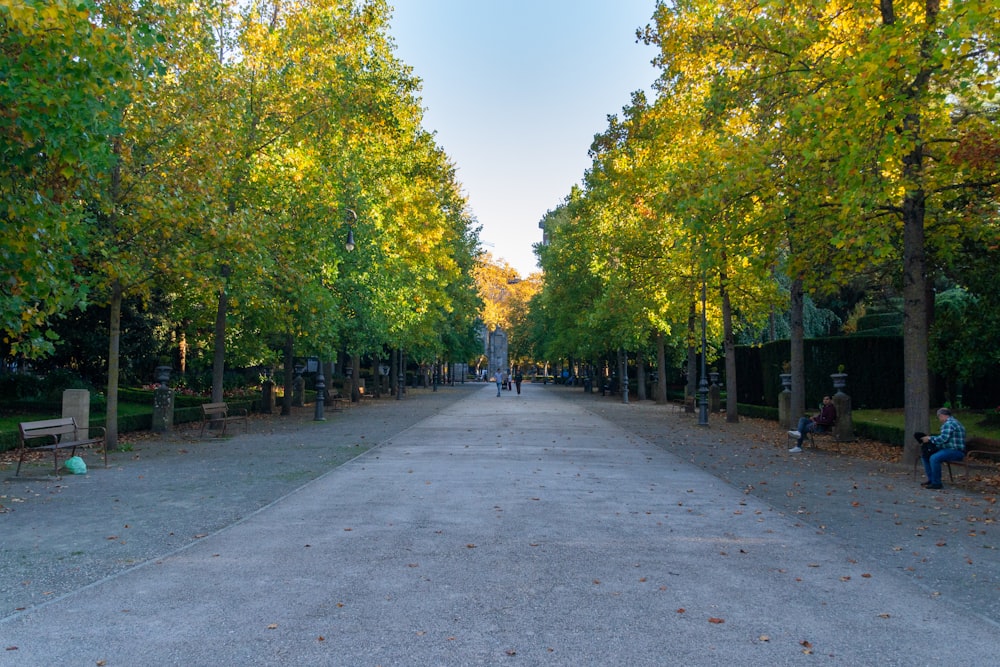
[788,395,837,453]
[918,407,966,490]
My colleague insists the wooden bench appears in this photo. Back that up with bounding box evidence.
[671,396,696,414]
[945,449,1000,487]
[199,402,249,437]
[911,438,1000,487]
[792,424,836,447]
[17,417,107,476]
[328,392,349,411]
[915,438,1000,487]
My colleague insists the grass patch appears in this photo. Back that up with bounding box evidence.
[854,409,1000,441]
[0,402,152,431]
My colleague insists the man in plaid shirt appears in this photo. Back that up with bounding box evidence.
[919,407,966,490]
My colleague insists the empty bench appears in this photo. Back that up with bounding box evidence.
[199,402,249,437]
[671,396,696,414]
[321,391,349,412]
[17,417,107,476]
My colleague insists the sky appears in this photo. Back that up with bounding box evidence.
[389,1,660,277]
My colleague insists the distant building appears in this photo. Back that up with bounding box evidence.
[482,325,508,375]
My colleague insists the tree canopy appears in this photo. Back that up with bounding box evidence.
[531,0,1000,460]
[1,0,483,443]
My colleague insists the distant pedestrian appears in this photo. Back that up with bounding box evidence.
[514,369,523,394]
[495,370,502,397]
[919,408,966,490]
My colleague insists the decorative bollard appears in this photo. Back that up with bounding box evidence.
[831,373,854,442]
[778,372,792,429]
[314,368,326,421]
[153,385,174,432]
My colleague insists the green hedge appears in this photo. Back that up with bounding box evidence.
[737,404,779,420]
[0,429,18,452]
[0,398,257,453]
[856,313,902,330]
[735,336,905,409]
[118,388,209,407]
[853,420,905,447]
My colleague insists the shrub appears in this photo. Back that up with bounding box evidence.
[39,368,91,401]
[853,420,905,447]
[0,374,43,401]
[738,404,779,420]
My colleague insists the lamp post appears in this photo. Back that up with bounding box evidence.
[621,348,629,404]
[397,348,404,400]
[698,273,710,427]
[344,208,356,252]
[314,210,356,421]
[313,363,326,421]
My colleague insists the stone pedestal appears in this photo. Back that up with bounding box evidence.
[62,389,90,438]
[292,375,305,407]
[832,390,854,442]
[709,384,721,413]
[779,389,792,429]
[152,386,174,432]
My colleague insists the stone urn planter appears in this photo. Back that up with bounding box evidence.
[830,372,848,391]
[154,365,172,385]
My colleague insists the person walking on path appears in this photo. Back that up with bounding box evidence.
[788,395,837,452]
[514,368,524,394]
[495,370,503,397]
[919,407,966,489]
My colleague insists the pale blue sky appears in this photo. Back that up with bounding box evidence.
[389,1,660,276]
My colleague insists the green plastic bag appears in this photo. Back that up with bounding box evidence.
[63,456,87,475]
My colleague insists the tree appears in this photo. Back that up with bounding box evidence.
[641,0,1000,460]
[0,1,133,358]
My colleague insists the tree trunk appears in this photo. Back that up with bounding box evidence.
[351,353,362,402]
[211,275,228,404]
[390,349,398,396]
[656,331,667,405]
[371,353,382,397]
[686,301,696,411]
[179,330,187,375]
[281,333,293,416]
[636,349,646,401]
[882,0,935,466]
[104,142,123,451]
[902,187,931,465]
[790,277,805,421]
[104,279,122,450]
[720,271,739,423]
[619,348,628,403]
